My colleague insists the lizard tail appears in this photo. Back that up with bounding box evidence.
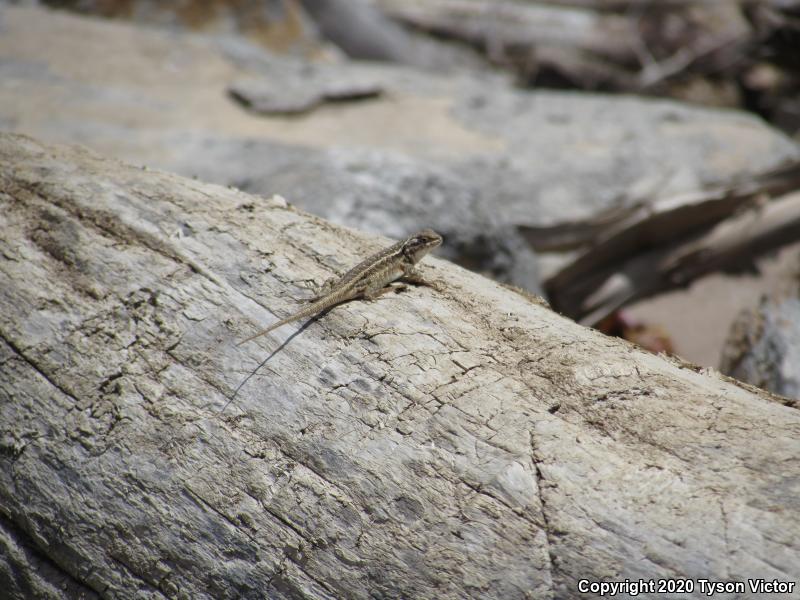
[235,318,290,346]
[235,297,340,346]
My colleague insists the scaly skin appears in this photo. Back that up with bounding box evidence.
[236,229,442,346]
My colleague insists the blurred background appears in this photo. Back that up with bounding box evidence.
[2,0,799,397]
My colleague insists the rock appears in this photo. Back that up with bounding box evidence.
[228,74,382,115]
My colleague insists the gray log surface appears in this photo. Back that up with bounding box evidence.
[1,133,799,599]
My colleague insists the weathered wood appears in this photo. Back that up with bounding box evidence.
[545,163,800,324]
[373,0,751,85]
[374,0,638,63]
[720,251,800,403]
[1,133,799,598]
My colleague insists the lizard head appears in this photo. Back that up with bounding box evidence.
[403,229,442,263]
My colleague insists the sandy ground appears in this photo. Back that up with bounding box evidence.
[627,242,800,368]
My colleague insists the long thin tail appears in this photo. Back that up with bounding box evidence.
[236,297,341,346]
[235,318,291,346]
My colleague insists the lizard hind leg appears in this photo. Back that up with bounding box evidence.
[308,277,337,302]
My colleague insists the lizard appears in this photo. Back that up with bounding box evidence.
[236,228,442,346]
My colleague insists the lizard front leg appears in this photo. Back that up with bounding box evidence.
[362,283,397,301]
[400,264,442,291]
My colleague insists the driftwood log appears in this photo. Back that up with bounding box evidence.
[544,162,800,324]
[1,133,799,598]
[373,0,750,91]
